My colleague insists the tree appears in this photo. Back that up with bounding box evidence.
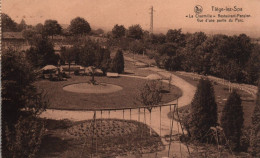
[139,80,163,135]
[127,24,143,39]
[251,82,260,156]
[111,49,124,73]
[61,46,76,75]
[188,78,218,141]
[154,43,183,70]
[22,29,37,45]
[100,49,111,75]
[2,49,47,157]
[221,91,244,150]
[17,19,27,31]
[150,33,166,44]
[26,37,59,67]
[166,29,185,46]
[245,44,260,85]
[43,19,62,39]
[69,17,91,36]
[129,40,145,54]
[91,28,104,36]
[112,24,126,38]
[35,23,44,34]
[79,39,98,68]
[2,13,17,32]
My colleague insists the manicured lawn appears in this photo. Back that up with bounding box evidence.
[35,75,182,110]
[173,72,256,127]
[37,119,164,158]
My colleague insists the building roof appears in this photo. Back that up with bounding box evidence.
[2,32,25,40]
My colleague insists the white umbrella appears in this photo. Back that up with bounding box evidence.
[42,65,57,71]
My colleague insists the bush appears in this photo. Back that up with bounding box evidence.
[61,72,70,78]
[146,50,156,59]
[3,116,45,158]
[221,91,243,151]
[129,40,145,54]
[188,78,218,142]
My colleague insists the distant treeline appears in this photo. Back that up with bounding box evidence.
[2,12,259,85]
[109,26,259,85]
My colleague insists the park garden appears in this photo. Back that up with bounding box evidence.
[2,12,260,157]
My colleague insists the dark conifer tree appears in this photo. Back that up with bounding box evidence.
[221,91,244,150]
[189,78,218,141]
[112,49,124,73]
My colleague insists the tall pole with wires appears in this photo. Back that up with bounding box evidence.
[150,6,153,34]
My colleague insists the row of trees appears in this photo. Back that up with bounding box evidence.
[109,25,259,85]
[2,13,30,32]
[153,31,259,85]
[2,13,93,38]
[24,34,125,75]
[111,24,145,39]
[60,40,124,75]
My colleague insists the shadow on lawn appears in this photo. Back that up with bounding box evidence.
[37,134,72,158]
[123,71,134,75]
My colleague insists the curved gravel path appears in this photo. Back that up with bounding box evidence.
[39,57,196,157]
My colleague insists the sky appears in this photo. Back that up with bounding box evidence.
[2,0,260,37]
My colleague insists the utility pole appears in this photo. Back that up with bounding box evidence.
[150,6,153,34]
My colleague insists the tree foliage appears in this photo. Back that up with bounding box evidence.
[139,80,163,111]
[43,19,62,38]
[251,82,260,156]
[127,24,143,39]
[78,39,111,73]
[188,78,218,141]
[35,23,44,34]
[129,40,145,54]
[166,29,185,46]
[112,24,126,38]
[111,49,124,73]
[4,116,45,158]
[79,39,99,67]
[2,49,47,157]
[221,91,244,151]
[154,31,258,85]
[2,13,17,32]
[22,29,37,45]
[150,33,166,45]
[17,19,27,32]
[2,49,40,123]
[154,43,183,70]
[26,37,59,67]
[69,17,91,35]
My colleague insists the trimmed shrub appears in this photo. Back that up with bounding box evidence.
[111,49,124,73]
[188,78,218,142]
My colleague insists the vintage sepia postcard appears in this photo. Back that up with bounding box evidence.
[1,0,260,157]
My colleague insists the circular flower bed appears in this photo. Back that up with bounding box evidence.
[63,82,123,94]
